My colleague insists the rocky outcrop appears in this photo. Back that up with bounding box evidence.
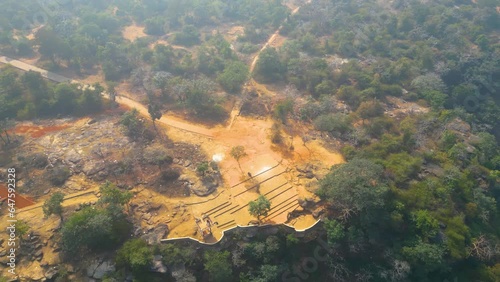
[87,259,115,280]
[45,266,59,279]
[20,232,44,261]
[179,173,220,197]
[296,163,316,179]
[298,197,321,209]
[446,118,471,135]
[141,224,169,245]
[151,255,168,273]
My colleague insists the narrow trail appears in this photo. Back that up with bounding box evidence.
[228,0,312,129]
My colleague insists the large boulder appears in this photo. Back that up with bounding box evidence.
[191,175,219,196]
[82,160,107,176]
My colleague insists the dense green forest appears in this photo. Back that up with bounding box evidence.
[0,0,499,281]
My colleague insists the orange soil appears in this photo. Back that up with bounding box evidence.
[153,113,343,241]
[12,124,70,138]
[0,184,36,208]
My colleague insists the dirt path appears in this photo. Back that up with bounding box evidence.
[228,0,312,127]
[249,0,311,73]
[115,95,214,137]
[0,56,72,83]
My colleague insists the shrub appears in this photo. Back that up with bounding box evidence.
[116,239,153,274]
[159,169,180,182]
[46,165,71,186]
[313,114,352,135]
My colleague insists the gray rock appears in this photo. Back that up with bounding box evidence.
[312,208,324,218]
[92,260,115,279]
[191,175,219,197]
[86,260,100,277]
[151,255,168,273]
[446,118,471,134]
[171,265,196,282]
[141,224,169,245]
[67,265,75,273]
[299,172,315,179]
[45,267,59,279]
[82,161,106,176]
[143,213,152,221]
[65,150,82,164]
[34,249,43,258]
[296,164,313,174]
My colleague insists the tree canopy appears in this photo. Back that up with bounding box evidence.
[317,158,388,213]
[248,195,272,221]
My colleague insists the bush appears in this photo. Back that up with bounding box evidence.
[313,114,352,135]
[143,145,173,168]
[160,244,196,266]
[217,61,249,93]
[274,99,294,123]
[270,123,284,144]
[356,101,385,120]
[31,153,48,169]
[238,43,260,54]
[116,239,153,274]
[204,250,233,282]
[363,117,394,138]
[197,162,209,176]
[159,169,180,183]
[46,165,71,186]
[144,17,165,35]
[384,153,423,184]
[173,25,200,46]
[61,206,130,254]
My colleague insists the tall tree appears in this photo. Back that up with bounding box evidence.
[148,102,162,134]
[230,145,247,172]
[106,81,117,104]
[249,195,271,222]
[42,192,65,222]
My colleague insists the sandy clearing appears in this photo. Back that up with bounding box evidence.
[122,23,147,42]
